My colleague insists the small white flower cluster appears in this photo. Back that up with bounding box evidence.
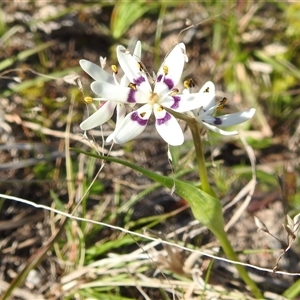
[79,41,255,146]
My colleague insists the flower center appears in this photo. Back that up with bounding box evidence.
[149,92,159,105]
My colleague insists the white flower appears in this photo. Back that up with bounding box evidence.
[187,81,256,135]
[90,42,209,146]
[79,41,142,142]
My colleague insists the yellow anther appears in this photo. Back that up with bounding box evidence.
[188,78,195,88]
[157,106,163,112]
[84,96,93,104]
[184,78,195,89]
[140,112,146,117]
[111,65,118,74]
[216,97,227,110]
[163,65,169,75]
[170,88,179,96]
[137,62,144,71]
[128,83,137,90]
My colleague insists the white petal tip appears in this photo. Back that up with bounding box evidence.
[247,108,256,118]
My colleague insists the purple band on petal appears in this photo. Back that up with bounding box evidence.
[213,117,222,125]
[127,89,137,103]
[170,96,180,110]
[133,76,145,86]
[156,112,171,125]
[157,74,163,82]
[156,75,174,90]
[163,78,174,90]
[131,112,148,126]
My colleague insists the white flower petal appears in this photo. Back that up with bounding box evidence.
[115,102,127,126]
[154,106,184,146]
[91,81,147,104]
[161,81,216,113]
[200,105,215,119]
[120,74,130,87]
[116,45,140,76]
[80,101,116,130]
[106,133,114,143]
[112,104,152,144]
[154,81,170,99]
[204,108,256,127]
[162,93,207,113]
[106,103,127,143]
[203,122,238,136]
[79,59,114,83]
[198,81,216,111]
[156,43,186,87]
[116,45,151,92]
[133,41,142,61]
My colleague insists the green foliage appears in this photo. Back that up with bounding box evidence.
[86,235,137,261]
[2,67,80,97]
[33,162,55,179]
[75,148,263,298]
[0,9,7,38]
[0,41,56,73]
[75,148,225,236]
[285,2,300,39]
[89,180,105,195]
[110,1,159,40]
[246,136,273,149]
[283,278,300,299]
[211,165,237,197]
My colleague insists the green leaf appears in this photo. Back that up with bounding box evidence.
[2,67,81,97]
[283,277,300,299]
[110,1,158,40]
[0,41,55,72]
[72,148,225,237]
[73,148,263,298]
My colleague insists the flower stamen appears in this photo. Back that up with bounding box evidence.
[216,97,227,110]
[137,62,144,71]
[157,105,164,112]
[184,78,195,89]
[84,96,93,104]
[111,65,118,74]
[170,88,179,96]
[128,83,137,90]
[163,65,169,75]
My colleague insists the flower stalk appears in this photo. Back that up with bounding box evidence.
[214,228,264,298]
[186,117,263,299]
[187,117,214,196]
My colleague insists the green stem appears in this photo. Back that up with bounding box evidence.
[187,119,263,298]
[214,228,263,298]
[187,118,215,196]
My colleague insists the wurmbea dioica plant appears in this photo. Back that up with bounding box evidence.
[79,41,262,298]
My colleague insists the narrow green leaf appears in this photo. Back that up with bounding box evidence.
[3,67,81,97]
[0,41,55,72]
[283,277,300,299]
[110,1,158,40]
[72,148,225,236]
